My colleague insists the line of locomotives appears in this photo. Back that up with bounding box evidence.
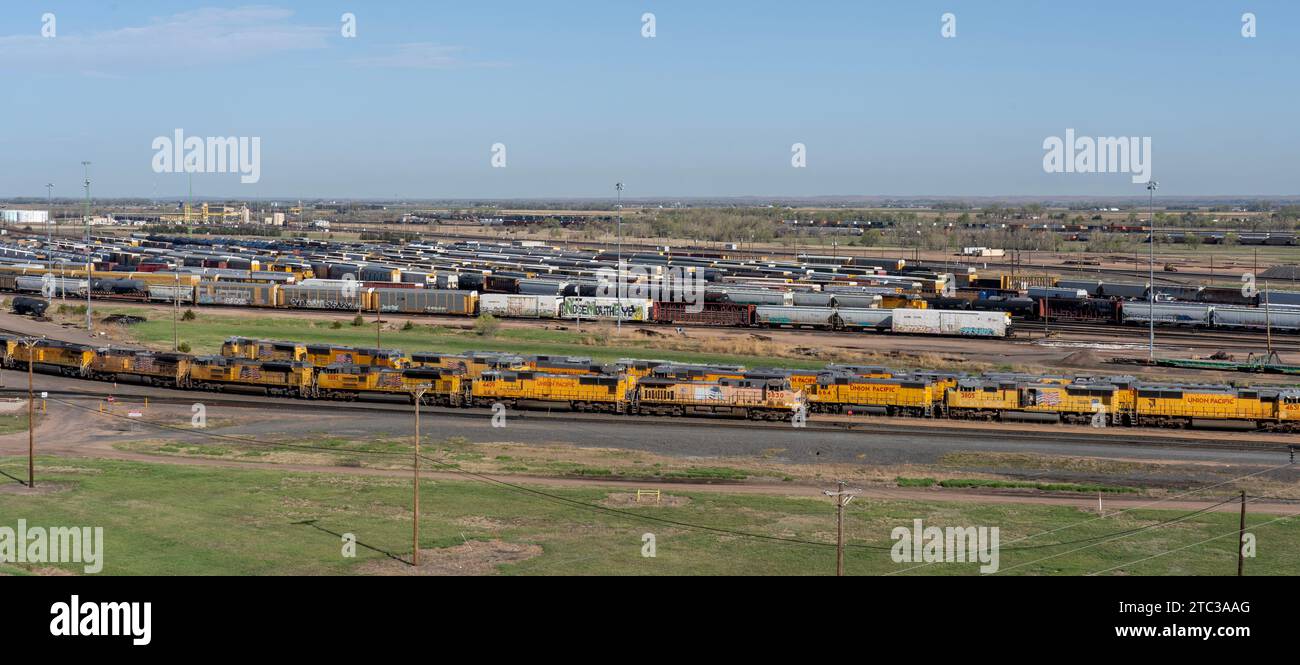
[1,335,1297,431]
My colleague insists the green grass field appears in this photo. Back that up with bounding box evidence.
[2,456,1295,576]
[95,305,832,369]
[0,414,32,435]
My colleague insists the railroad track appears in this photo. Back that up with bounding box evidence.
[2,381,1294,453]
[1038,321,1300,352]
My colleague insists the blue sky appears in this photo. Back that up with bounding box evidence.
[1,1,1296,199]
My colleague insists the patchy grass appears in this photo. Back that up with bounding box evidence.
[936,478,1139,493]
[0,456,1296,576]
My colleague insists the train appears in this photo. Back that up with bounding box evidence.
[0,272,1012,337]
[0,334,1296,431]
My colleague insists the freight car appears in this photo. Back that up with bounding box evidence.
[479,294,561,318]
[890,309,1010,337]
[1121,302,1212,326]
[1211,306,1300,333]
[11,296,48,317]
[1035,297,1122,323]
[373,288,477,315]
[652,301,754,326]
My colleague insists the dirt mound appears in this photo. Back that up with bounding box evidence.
[356,539,541,576]
[1060,350,1104,367]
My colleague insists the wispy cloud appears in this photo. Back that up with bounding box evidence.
[349,43,503,69]
[0,6,330,73]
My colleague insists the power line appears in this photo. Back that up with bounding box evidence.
[1086,503,1300,576]
[989,497,1239,575]
[884,459,1297,575]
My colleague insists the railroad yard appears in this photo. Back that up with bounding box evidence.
[1,215,1298,577]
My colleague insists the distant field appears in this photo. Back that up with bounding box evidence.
[2,456,1295,576]
[92,305,834,369]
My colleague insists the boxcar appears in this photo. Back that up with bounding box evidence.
[197,281,279,307]
[373,288,477,315]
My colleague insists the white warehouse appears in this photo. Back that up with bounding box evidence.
[1,209,50,224]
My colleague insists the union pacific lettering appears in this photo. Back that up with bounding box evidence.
[1185,395,1236,405]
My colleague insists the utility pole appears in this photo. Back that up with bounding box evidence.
[615,182,624,332]
[1237,490,1247,577]
[823,481,861,576]
[411,384,429,567]
[1146,180,1159,362]
[82,161,93,333]
[20,337,40,489]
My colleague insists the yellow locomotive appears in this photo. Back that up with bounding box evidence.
[470,371,632,413]
[807,374,943,417]
[633,376,805,420]
[315,365,469,406]
[189,357,315,397]
[408,352,524,377]
[221,337,308,362]
[90,348,192,388]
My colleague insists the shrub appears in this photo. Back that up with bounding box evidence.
[474,314,501,337]
[177,342,192,353]
[181,309,196,321]
[331,321,343,329]
[401,320,415,331]
[351,314,365,327]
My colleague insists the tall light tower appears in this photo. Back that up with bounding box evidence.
[1146,180,1159,362]
[615,181,624,331]
[45,183,53,243]
[82,161,92,332]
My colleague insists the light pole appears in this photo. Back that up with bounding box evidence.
[1146,180,1159,362]
[615,182,624,331]
[82,161,93,333]
[45,183,53,244]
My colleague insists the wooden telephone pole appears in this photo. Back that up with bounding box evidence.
[20,337,41,488]
[411,385,429,566]
[824,481,862,576]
